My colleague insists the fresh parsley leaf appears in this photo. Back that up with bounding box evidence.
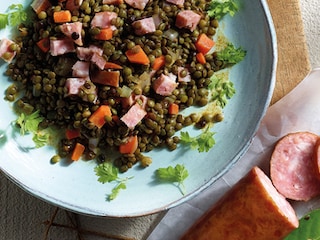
[0,4,27,30]
[16,110,44,135]
[207,0,238,20]
[0,13,8,29]
[8,4,27,27]
[180,127,216,152]
[216,43,246,65]
[95,162,119,183]
[109,182,126,201]
[209,75,235,108]
[94,162,133,201]
[156,164,189,195]
[33,132,50,148]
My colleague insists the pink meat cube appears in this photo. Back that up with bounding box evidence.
[175,10,201,31]
[132,17,156,35]
[121,103,147,129]
[153,73,178,96]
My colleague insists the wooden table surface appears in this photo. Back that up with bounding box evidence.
[267,0,311,104]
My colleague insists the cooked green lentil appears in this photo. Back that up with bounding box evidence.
[4,0,230,172]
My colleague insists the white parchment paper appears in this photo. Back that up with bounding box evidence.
[148,68,320,240]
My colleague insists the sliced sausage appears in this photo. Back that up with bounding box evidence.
[181,166,299,240]
[270,132,320,201]
[313,138,320,179]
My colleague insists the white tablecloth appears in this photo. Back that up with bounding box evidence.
[1,1,319,239]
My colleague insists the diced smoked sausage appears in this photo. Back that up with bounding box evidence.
[181,167,299,240]
[270,132,320,201]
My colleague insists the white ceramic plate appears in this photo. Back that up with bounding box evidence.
[0,0,277,217]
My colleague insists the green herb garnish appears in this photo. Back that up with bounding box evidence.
[0,4,27,29]
[32,132,50,148]
[216,43,246,65]
[209,74,236,108]
[155,164,189,195]
[16,110,44,136]
[180,127,215,153]
[15,110,50,148]
[95,162,133,201]
[207,0,238,20]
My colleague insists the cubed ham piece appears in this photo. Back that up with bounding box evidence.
[65,77,98,102]
[166,0,184,7]
[124,0,149,9]
[177,67,191,82]
[153,73,178,96]
[91,52,107,70]
[50,38,75,56]
[121,94,148,109]
[121,103,147,129]
[102,0,123,4]
[65,77,87,95]
[91,12,117,29]
[175,10,201,31]
[72,61,90,77]
[132,17,156,35]
[0,38,16,63]
[31,0,52,14]
[60,22,83,46]
[66,0,83,11]
[76,45,103,61]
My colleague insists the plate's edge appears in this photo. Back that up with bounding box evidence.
[0,0,279,218]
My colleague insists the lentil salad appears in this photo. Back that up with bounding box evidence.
[2,0,244,173]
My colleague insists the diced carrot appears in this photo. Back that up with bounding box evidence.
[119,135,138,154]
[36,38,50,52]
[168,103,179,115]
[53,10,72,23]
[104,61,123,70]
[196,52,206,64]
[71,142,85,161]
[125,45,150,65]
[66,129,80,140]
[88,105,112,128]
[31,0,52,14]
[91,70,120,87]
[195,33,215,55]
[94,28,113,41]
[152,55,165,71]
